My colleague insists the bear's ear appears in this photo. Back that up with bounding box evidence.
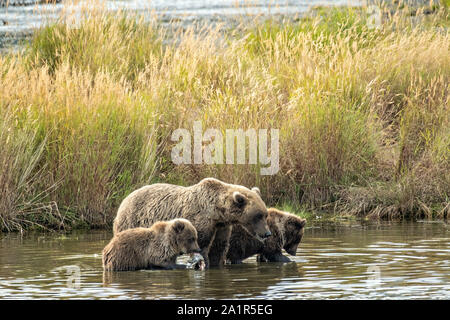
[173,220,185,234]
[251,187,261,197]
[299,219,306,228]
[233,191,247,207]
[289,217,306,229]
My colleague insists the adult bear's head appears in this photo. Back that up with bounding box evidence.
[198,178,271,240]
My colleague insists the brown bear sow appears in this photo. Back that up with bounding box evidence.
[227,208,306,264]
[103,218,200,271]
[113,178,271,267]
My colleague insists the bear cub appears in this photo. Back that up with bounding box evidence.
[227,208,306,264]
[103,218,200,271]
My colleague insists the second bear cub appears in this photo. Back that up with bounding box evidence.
[227,208,306,264]
[103,218,200,271]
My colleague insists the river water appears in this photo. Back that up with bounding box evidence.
[0,0,356,32]
[1,220,449,299]
[0,0,358,51]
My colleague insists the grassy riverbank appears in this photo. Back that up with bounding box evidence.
[0,4,448,231]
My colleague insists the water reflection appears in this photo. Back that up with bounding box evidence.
[0,221,449,299]
[102,262,304,299]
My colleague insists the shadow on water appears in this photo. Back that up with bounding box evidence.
[103,262,304,299]
[0,220,449,299]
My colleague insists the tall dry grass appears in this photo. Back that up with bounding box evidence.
[0,4,448,231]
